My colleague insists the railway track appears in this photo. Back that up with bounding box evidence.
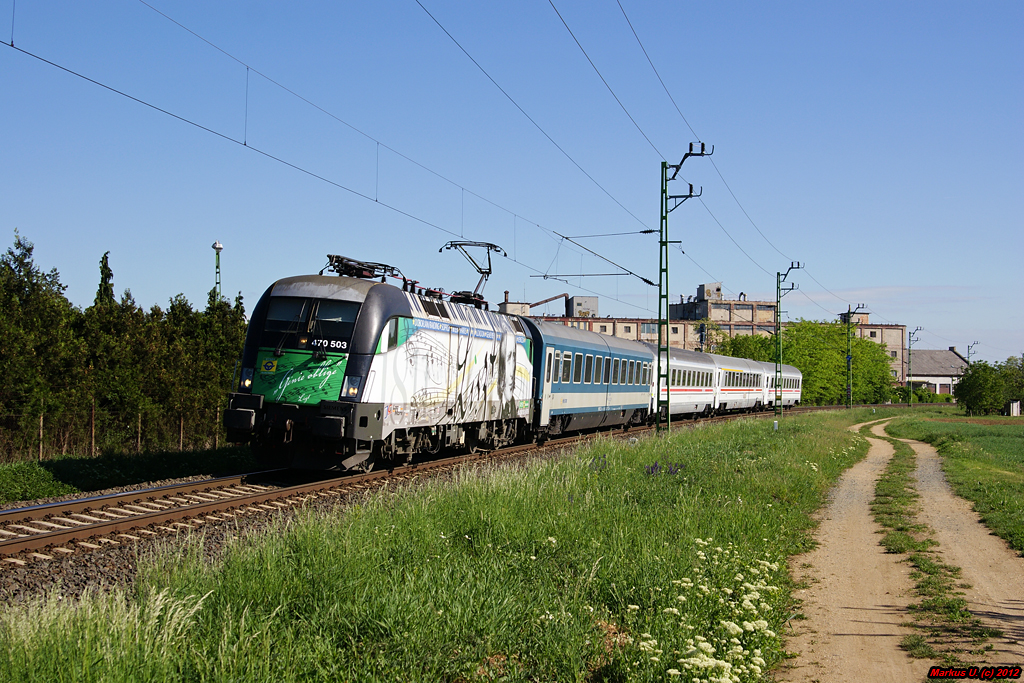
[0,440,563,565]
[0,403,921,566]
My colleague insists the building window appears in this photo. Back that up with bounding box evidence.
[891,351,897,358]
[891,370,898,377]
[870,331,877,338]
[599,325,607,333]
[671,326,678,334]
[624,325,631,333]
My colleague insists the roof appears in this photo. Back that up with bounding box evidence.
[527,319,655,356]
[909,349,969,377]
[270,274,378,302]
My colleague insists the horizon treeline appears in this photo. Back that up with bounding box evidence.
[0,232,246,461]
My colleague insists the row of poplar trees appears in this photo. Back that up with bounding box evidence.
[0,232,247,461]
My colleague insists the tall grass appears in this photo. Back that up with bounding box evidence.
[0,412,870,682]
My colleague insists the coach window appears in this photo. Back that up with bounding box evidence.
[573,353,584,383]
[546,351,553,383]
[626,360,634,385]
[584,355,594,384]
[552,351,560,383]
[562,353,572,383]
[611,358,619,384]
[603,357,612,384]
[594,356,603,384]
[619,359,627,384]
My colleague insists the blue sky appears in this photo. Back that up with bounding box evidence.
[1,1,1020,362]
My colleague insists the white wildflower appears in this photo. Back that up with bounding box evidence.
[721,620,744,636]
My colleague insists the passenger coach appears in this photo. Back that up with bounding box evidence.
[523,319,653,436]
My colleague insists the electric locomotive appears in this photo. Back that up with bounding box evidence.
[225,256,535,470]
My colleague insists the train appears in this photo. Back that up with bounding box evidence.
[224,257,801,470]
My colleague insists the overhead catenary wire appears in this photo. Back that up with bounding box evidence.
[2,40,655,313]
[3,43,461,240]
[554,232,655,287]
[613,0,933,333]
[412,0,652,232]
[137,0,760,321]
[136,0,637,292]
[547,0,664,160]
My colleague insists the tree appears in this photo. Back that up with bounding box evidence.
[717,333,773,362]
[998,355,1023,406]
[954,362,1006,415]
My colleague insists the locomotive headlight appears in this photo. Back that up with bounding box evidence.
[240,367,254,391]
[342,376,362,398]
[297,335,309,348]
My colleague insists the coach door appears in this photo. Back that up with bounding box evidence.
[540,347,554,426]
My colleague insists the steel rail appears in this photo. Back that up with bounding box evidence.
[0,403,920,561]
[0,470,288,525]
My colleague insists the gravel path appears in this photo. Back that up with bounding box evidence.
[907,438,1024,658]
[776,420,930,682]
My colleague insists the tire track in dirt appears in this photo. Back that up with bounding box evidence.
[906,438,1024,658]
[776,420,933,682]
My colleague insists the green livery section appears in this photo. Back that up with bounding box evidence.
[253,349,348,405]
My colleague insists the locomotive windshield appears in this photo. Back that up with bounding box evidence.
[261,296,360,352]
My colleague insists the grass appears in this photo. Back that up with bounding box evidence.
[0,446,258,504]
[885,416,1024,555]
[0,411,874,682]
[863,421,1000,664]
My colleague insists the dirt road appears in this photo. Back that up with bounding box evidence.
[908,438,1024,658]
[776,420,1024,682]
